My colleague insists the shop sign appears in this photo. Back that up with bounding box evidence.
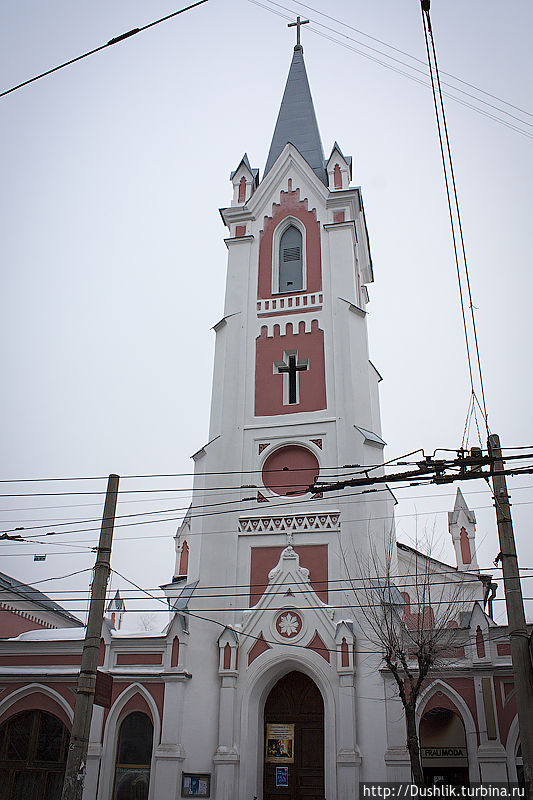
[422,747,467,759]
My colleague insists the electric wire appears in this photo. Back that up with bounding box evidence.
[6,494,533,552]
[422,5,490,435]
[264,0,533,130]
[2,450,532,504]
[0,446,529,486]
[8,563,530,596]
[1,467,531,520]
[109,570,521,657]
[420,8,482,445]
[267,0,533,120]
[0,0,209,99]
[0,486,528,544]
[249,0,533,139]
[2,468,530,538]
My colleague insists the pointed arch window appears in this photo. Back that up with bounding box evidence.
[113,712,153,800]
[0,710,69,799]
[178,540,189,577]
[279,225,303,293]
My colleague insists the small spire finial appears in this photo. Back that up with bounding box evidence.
[288,15,309,48]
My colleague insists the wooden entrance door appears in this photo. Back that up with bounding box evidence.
[263,671,324,800]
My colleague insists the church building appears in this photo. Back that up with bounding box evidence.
[0,35,525,800]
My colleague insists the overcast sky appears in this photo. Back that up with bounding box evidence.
[1,0,531,628]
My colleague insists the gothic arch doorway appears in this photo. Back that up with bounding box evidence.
[420,707,469,787]
[263,670,324,800]
[0,709,70,799]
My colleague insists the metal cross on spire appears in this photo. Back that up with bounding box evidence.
[288,15,309,47]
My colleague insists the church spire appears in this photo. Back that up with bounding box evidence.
[264,44,326,184]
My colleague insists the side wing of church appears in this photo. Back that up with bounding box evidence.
[0,39,526,800]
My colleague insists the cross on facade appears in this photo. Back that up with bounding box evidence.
[288,15,310,47]
[274,352,308,405]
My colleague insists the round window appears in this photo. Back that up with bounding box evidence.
[262,445,319,496]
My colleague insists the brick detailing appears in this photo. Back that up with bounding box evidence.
[257,186,322,299]
[400,591,435,630]
[341,638,349,667]
[248,632,270,665]
[422,679,478,742]
[497,643,511,656]
[493,675,517,746]
[249,544,328,606]
[115,652,163,666]
[255,320,326,416]
[223,642,232,670]
[460,527,472,564]
[476,626,485,658]
[306,631,330,662]
[171,636,180,667]
[239,513,339,535]
[178,541,189,577]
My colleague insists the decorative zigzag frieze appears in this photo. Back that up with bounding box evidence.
[238,512,340,534]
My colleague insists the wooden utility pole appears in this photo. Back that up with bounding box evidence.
[61,473,119,800]
[488,435,533,798]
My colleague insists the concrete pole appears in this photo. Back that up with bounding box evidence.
[488,435,533,797]
[61,474,119,800]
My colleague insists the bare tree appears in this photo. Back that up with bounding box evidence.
[135,613,159,632]
[352,532,476,786]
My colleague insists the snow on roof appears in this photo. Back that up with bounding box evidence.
[10,627,87,642]
[0,571,83,625]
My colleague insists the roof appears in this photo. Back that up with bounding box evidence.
[0,571,83,626]
[106,590,125,613]
[230,153,259,183]
[264,45,326,184]
[448,487,476,526]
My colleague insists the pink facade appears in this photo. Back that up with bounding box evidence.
[255,320,326,415]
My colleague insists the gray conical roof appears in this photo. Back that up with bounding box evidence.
[264,45,326,184]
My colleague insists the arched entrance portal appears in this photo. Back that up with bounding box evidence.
[420,707,469,787]
[263,671,324,800]
[0,709,70,799]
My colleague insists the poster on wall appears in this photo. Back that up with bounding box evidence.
[265,723,295,763]
[181,773,211,797]
[276,767,289,787]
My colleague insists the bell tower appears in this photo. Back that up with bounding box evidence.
[164,37,394,799]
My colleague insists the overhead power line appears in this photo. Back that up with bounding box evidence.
[108,570,528,659]
[249,0,533,140]
[6,496,533,551]
[265,0,533,121]
[0,446,529,485]
[0,0,209,99]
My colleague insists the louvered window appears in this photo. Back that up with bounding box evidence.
[283,246,300,261]
[279,225,303,292]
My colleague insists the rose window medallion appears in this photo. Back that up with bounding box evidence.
[275,610,303,639]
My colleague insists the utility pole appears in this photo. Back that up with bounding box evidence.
[488,434,533,798]
[61,473,119,800]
